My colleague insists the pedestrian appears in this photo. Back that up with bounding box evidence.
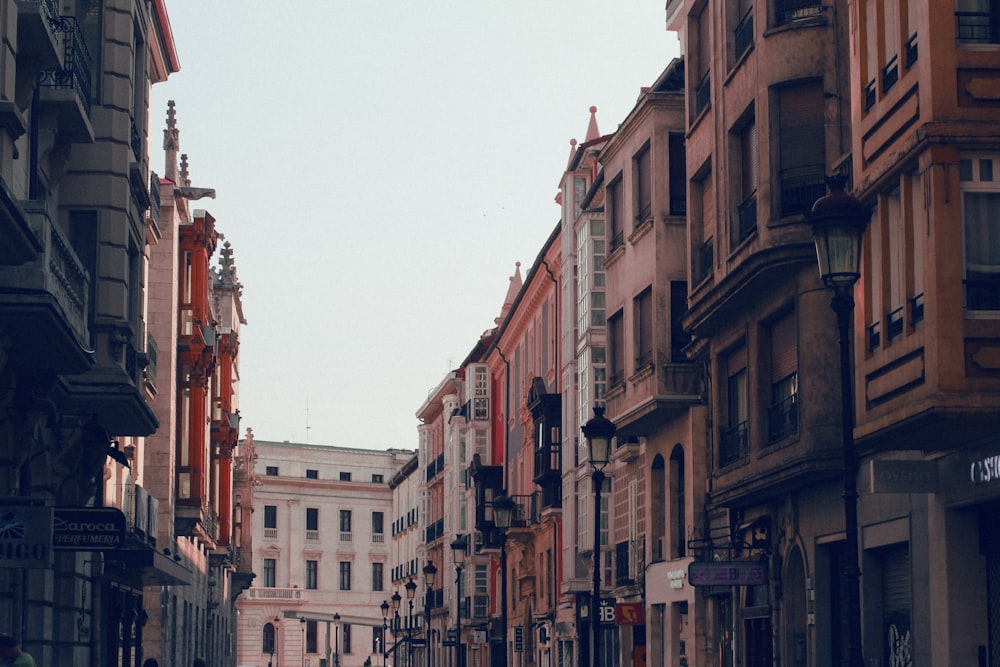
[192,658,207,667]
[0,634,36,667]
[142,659,159,667]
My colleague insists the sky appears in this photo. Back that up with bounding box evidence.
[151,1,681,450]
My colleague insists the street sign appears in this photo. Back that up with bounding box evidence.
[53,507,126,551]
[688,561,767,586]
[0,505,53,569]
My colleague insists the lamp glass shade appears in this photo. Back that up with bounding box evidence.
[451,534,468,565]
[813,222,863,291]
[381,600,390,618]
[405,578,417,599]
[391,591,401,610]
[492,494,515,530]
[582,406,616,468]
[423,561,437,587]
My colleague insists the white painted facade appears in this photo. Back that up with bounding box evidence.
[236,440,413,667]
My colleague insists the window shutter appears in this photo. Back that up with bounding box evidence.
[770,311,797,382]
[779,82,824,172]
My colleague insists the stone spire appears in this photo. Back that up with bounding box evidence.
[585,106,600,143]
[566,138,578,169]
[164,100,179,183]
[179,153,190,188]
[215,241,242,292]
[496,262,523,326]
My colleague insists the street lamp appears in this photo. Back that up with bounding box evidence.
[450,534,468,667]
[272,616,281,667]
[299,617,306,667]
[405,578,417,667]
[422,561,437,667]
[808,174,869,667]
[381,599,390,667]
[582,405,615,667]
[491,494,515,667]
[391,591,402,667]
[333,613,341,667]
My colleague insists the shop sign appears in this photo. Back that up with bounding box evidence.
[688,561,766,586]
[971,452,1000,486]
[870,460,937,493]
[615,602,645,626]
[0,505,53,569]
[514,626,524,653]
[52,507,126,551]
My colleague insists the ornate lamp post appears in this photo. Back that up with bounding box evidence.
[405,577,417,667]
[422,561,437,667]
[299,617,306,667]
[491,493,516,667]
[392,591,402,667]
[333,613,341,667]
[271,616,281,667]
[381,599,390,667]
[582,406,615,667]
[808,175,869,667]
[450,534,468,667]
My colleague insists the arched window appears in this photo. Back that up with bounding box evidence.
[670,445,686,558]
[650,454,666,561]
[262,622,276,654]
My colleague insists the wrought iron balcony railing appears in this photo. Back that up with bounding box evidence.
[39,16,92,116]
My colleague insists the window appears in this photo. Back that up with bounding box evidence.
[961,157,1000,311]
[306,469,318,479]
[372,511,384,535]
[264,505,277,540]
[881,0,899,92]
[956,0,1000,44]
[372,473,384,483]
[635,144,652,224]
[343,624,352,654]
[263,558,276,588]
[670,446,686,558]
[608,310,625,388]
[608,175,625,251]
[340,509,353,533]
[634,287,654,370]
[615,540,632,586]
[306,560,318,590]
[777,80,826,217]
[265,466,279,476]
[373,627,385,656]
[669,133,687,216]
[306,620,317,654]
[263,623,276,654]
[721,346,749,466]
[693,165,716,285]
[693,7,711,117]
[339,561,352,590]
[775,0,823,26]
[670,281,691,362]
[339,471,352,481]
[474,565,489,617]
[734,0,753,62]
[767,311,799,444]
[306,507,319,532]
[372,562,384,592]
[734,112,758,245]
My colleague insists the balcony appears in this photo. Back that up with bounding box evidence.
[16,0,61,68]
[244,587,305,602]
[607,362,705,438]
[774,0,822,25]
[0,200,91,374]
[735,193,757,245]
[694,72,711,118]
[38,16,94,143]
[957,11,1000,44]
[779,166,826,217]
[263,528,278,540]
[694,239,714,286]
[175,504,219,547]
[720,421,749,467]
[766,395,798,445]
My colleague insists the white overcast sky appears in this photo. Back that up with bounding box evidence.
[151,1,681,449]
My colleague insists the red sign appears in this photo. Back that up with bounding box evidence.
[615,602,645,626]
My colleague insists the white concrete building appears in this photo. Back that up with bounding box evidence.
[236,440,413,667]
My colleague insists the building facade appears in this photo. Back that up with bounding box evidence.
[237,439,411,667]
[0,1,192,665]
